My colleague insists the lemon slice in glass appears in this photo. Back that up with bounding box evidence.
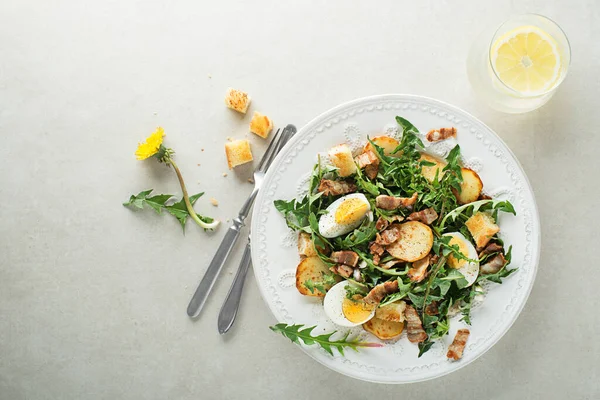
[491,26,561,95]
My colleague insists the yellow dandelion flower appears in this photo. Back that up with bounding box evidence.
[135,127,165,160]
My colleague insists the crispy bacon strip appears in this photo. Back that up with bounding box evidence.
[480,253,507,274]
[355,150,380,179]
[375,217,389,231]
[407,208,438,225]
[407,254,430,283]
[426,127,457,142]
[375,216,405,231]
[317,179,356,196]
[375,224,402,246]
[447,329,470,360]
[364,280,399,305]
[329,264,354,279]
[330,250,359,267]
[369,242,385,256]
[425,301,439,316]
[478,242,503,257]
[405,305,427,343]
[365,164,379,180]
[375,192,418,210]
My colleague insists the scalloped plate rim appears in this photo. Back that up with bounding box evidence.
[250,94,541,384]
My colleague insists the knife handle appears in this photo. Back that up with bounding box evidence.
[217,240,252,334]
[186,220,243,318]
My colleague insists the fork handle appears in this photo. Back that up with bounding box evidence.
[186,221,244,318]
[217,240,252,334]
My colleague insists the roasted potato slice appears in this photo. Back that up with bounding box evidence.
[375,301,406,322]
[453,168,483,204]
[297,232,318,258]
[363,317,405,340]
[419,153,446,183]
[295,256,337,297]
[364,136,400,157]
[328,144,357,177]
[386,221,434,262]
[465,211,500,249]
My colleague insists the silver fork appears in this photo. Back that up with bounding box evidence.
[217,127,295,334]
[186,125,297,319]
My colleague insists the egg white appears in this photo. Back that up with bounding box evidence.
[323,281,375,327]
[318,193,371,238]
[443,232,479,287]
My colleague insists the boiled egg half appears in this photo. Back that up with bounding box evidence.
[318,193,371,238]
[443,232,479,287]
[324,281,375,327]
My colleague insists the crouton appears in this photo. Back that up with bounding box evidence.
[249,111,273,139]
[225,139,253,169]
[224,88,251,114]
[465,212,500,249]
[328,144,357,177]
[297,232,318,258]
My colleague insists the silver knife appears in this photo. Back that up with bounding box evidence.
[187,125,297,318]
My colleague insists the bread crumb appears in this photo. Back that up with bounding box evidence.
[201,148,205,152]
[210,198,219,206]
[197,163,201,166]
[222,172,228,177]
[247,178,255,184]
[226,219,230,223]
[226,137,233,142]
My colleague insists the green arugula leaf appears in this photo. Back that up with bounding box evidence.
[440,269,469,289]
[270,323,383,356]
[396,116,420,135]
[334,219,378,249]
[418,341,435,357]
[438,199,517,231]
[304,272,338,295]
[380,278,412,306]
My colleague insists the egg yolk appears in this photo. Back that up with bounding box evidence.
[342,297,375,323]
[334,198,369,225]
[447,236,469,269]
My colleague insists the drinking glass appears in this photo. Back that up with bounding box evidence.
[467,14,571,113]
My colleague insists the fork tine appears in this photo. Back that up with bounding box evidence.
[259,125,293,173]
[256,128,282,172]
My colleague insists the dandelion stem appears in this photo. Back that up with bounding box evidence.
[169,159,219,230]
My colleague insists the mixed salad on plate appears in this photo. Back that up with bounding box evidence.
[273,116,516,359]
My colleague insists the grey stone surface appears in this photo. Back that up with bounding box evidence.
[1,0,598,399]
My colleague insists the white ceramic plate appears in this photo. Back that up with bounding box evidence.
[250,94,540,383]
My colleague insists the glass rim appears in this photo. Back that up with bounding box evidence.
[487,13,572,98]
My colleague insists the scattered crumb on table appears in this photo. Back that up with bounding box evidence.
[248,178,255,184]
[222,172,228,177]
[210,198,219,206]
